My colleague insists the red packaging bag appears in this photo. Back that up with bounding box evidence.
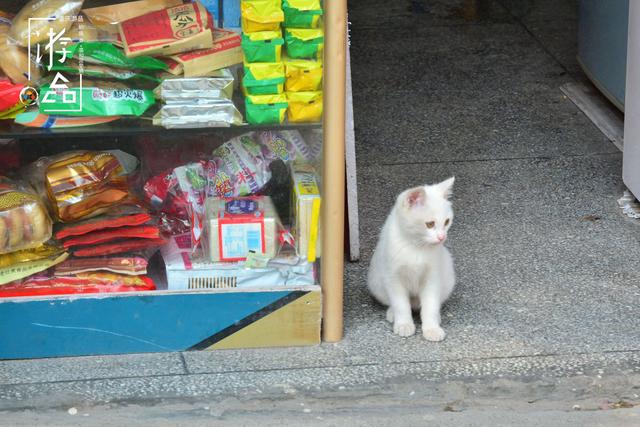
[56,205,153,240]
[62,225,162,249]
[73,238,167,257]
[118,1,215,58]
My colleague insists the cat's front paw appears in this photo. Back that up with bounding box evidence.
[423,327,446,342]
[393,322,416,337]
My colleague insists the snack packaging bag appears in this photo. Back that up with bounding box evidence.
[9,0,83,46]
[29,150,138,223]
[55,205,152,240]
[291,163,321,262]
[286,91,322,122]
[245,93,288,124]
[60,42,169,70]
[205,196,280,262]
[284,28,324,60]
[284,57,322,92]
[0,273,156,298]
[0,79,25,117]
[51,60,160,83]
[0,177,53,255]
[242,61,285,95]
[161,58,184,76]
[0,13,42,85]
[54,255,149,276]
[169,29,242,77]
[73,238,167,257]
[241,30,284,63]
[154,71,234,101]
[283,0,323,28]
[62,225,162,249]
[119,2,214,58]
[14,111,120,128]
[153,101,243,129]
[0,243,68,285]
[39,80,155,117]
[241,0,284,33]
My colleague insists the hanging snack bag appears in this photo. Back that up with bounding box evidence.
[245,93,288,124]
[0,177,53,254]
[30,150,137,223]
[9,0,83,46]
[118,2,214,58]
[39,80,155,117]
[284,57,322,92]
[243,61,285,95]
[241,0,284,33]
[284,28,324,60]
[61,42,169,70]
[283,0,323,28]
[169,29,242,77]
[241,30,284,63]
[286,91,323,122]
[0,12,42,85]
[0,243,68,285]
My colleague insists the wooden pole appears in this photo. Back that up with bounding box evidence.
[321,0,347,342]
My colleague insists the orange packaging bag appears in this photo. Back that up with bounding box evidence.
[118,1,215,58]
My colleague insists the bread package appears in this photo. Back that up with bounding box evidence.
[9,0,83,46]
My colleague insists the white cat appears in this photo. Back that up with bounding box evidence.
[367,177,456,341]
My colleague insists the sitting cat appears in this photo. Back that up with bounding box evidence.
[367,177,456,341]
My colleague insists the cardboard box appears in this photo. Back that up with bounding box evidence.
[292,163,321,262]
[170,29,242,77]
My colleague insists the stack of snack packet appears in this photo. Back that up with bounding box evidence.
[282,0,324,123]
[152,68,243,128]
[240,0,288,124]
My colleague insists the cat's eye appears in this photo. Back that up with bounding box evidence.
[445,218,450,226]
[426,221,435,229]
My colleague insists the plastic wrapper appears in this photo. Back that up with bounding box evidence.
[205,196,279,262]
[72,237,167,257]
[241,0,284,33]
[241,30,284,63]
[118,2,214,58]
[9,0,84,47]
[14,111,120,128]
[62,225,162,249]
[29,150,137,223]
[284,28,324,60]
[39,80,155,117]
[286,90,322,122]
[0,273,156,298]
[0,243,68,285]
[284,57,322,92]
[54,255,149,276]
[0,177,53,255]
[61,42,169,70]
[153,101,243,129]
[245,93,288,124]
[169,29,242,77]
[0,13,42,85]
[154,73,234,101]
[83,0,183,35]
[0,79,25,118]
[283,0,323,28]
[55,205,152,240]
[243,61,285,95]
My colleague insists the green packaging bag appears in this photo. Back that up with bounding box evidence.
[245,93,288,124]
[285,28,324,60]
[62,42,169,70]
[39,81,155,117]
[243,61,285,95]
[51,61,160,83]
[283,0,323,28]
[242,31,285,63]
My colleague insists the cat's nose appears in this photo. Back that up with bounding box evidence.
[437,233,446,241]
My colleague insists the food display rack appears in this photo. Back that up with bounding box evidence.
[0,0,347,359]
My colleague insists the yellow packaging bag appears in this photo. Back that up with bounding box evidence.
[286,91,322,123]
[285,57,322,92]
[241,0,284,33]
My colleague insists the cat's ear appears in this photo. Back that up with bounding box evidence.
[403,187,426,208]
[436,177,455,199]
